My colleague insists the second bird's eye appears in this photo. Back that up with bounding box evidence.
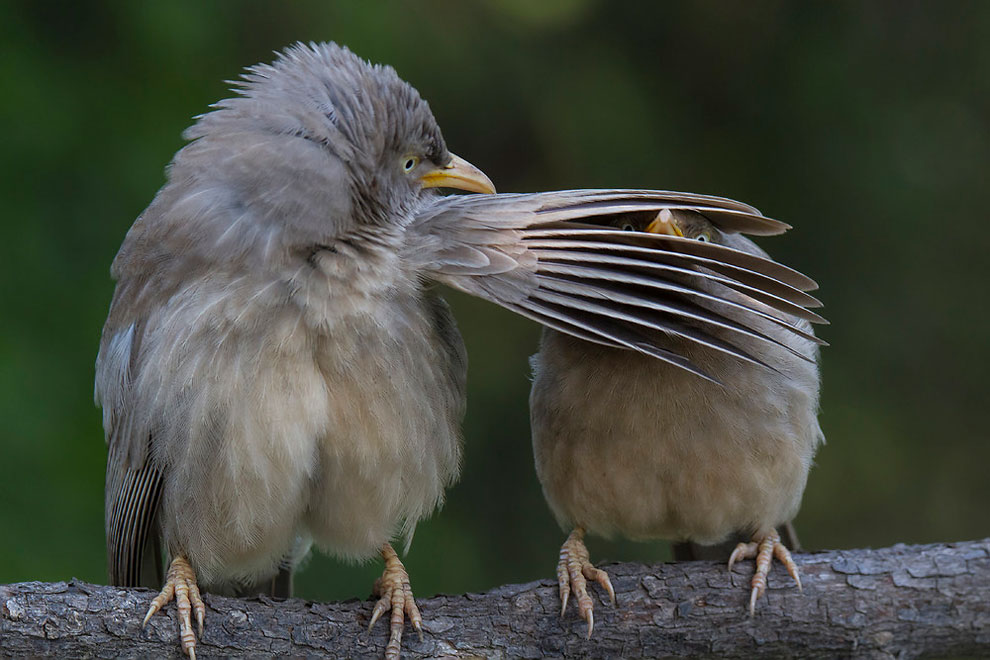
[402,157,419,172]
[621,223,635,231]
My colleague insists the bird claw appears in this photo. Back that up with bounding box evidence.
[370,544,422,660]
[143,556,205,658]
[728,530,801,615]
[556,528,615,638]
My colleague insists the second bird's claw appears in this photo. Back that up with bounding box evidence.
[370,544,423,660]
[728,531,801,616]
[557,528,615,638]
[144,556,205,659]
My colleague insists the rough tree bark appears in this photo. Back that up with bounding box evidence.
[1,539,988,658]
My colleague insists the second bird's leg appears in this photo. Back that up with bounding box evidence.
[143,555,206,659]
[556,527,616,638]
[728,529,802,615]
[369,543,422,660]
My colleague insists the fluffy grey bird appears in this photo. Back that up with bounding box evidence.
[96,42,822,658]
[530,208,825,636]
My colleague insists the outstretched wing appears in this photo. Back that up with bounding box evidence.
[407,189,825,382]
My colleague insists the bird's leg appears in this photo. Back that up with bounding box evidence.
[728,529,802,615]
[143,555,206,659]
[556,527,615,638]
[369,543,422,660]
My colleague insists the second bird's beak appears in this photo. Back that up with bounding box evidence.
[419,153,496,194]
[644,209,684,237]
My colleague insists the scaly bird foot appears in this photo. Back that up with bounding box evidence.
[369,543,422,660]
[143,556,206,659]
[556,527,615,638]
[728,529,802,615]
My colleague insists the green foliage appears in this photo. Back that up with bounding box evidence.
[1,1,987,603]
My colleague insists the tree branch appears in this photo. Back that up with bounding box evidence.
[2,539,988,658]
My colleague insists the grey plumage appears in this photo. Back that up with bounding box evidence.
[96,41,823,657]
[529,209,824,632]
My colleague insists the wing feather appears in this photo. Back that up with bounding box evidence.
[97,317,164,589]
[409,189,825,378]
[408,190,825,377]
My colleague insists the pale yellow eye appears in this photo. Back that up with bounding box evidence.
[696,232,711,242]
[402,156,420,173]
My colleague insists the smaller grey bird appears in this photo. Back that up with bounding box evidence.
[530,207,825,635]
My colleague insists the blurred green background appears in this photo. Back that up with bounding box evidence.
[1,1,988,604]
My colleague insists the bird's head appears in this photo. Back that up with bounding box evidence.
[644,209,719,243]
[611,209,721,244]
[165,42,494,261]
[636,208,769,257]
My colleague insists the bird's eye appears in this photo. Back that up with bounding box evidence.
[402,157,420,173]
[621,223,635,231]
[696,232,711,242]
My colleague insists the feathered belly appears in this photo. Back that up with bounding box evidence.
[533,339,817,545]
[540,409,811,543]
[157,307,332,589]
[158,291,461,586]
[302,311,463,559]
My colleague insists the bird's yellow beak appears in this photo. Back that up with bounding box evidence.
[644,209,684,236]
[419,153,496,194]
